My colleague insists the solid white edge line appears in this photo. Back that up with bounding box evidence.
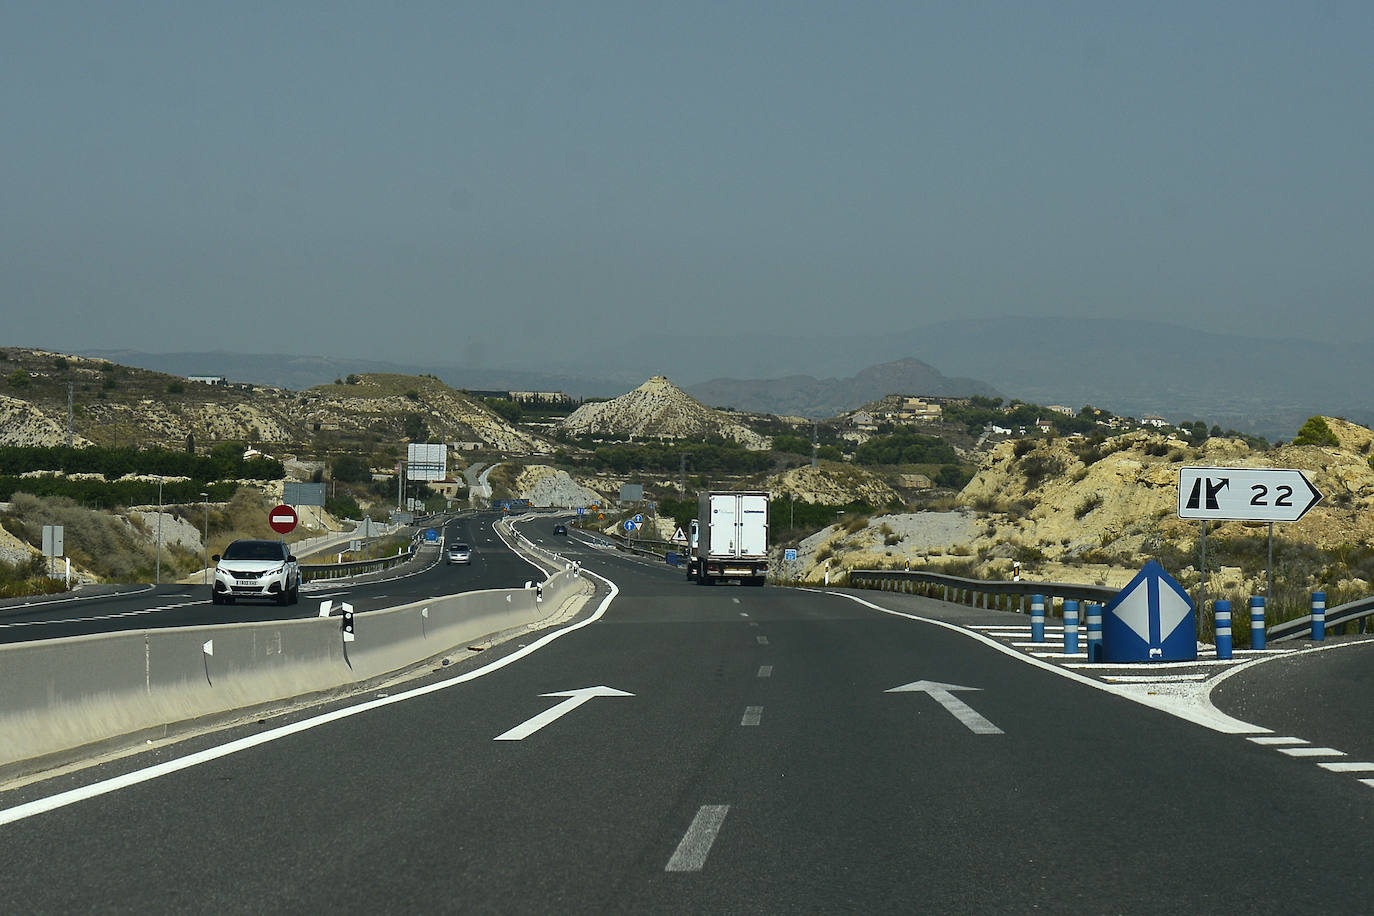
[0,568,620,828]
[818,590,1271,735]
[665,805,730,872]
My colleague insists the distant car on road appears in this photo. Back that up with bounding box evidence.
[212,539,300,605]
[553,524,567,535]
[447,543,472,565]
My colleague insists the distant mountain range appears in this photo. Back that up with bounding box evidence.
[621,318,1374,440]
[73,316,1374,440]
[685,358,1000,418]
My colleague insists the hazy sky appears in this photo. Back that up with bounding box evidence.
[4,2,1372,368]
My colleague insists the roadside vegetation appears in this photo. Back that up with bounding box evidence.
[0,488,303,584]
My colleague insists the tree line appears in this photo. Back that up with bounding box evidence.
[0,444,285,483]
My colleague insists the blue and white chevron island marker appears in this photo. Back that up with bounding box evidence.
[1102,560,1197,663]
[1311,592,1326,642]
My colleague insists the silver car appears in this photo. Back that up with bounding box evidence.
[447,543,472,565]
[212,539,301,605]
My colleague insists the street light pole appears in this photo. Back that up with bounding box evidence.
[155,476,164,585]
[201,491,209,586]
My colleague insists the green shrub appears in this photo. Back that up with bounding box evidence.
[1293,416,1339,448]
[1074,494,1103,519]
[1020,453,1066,489]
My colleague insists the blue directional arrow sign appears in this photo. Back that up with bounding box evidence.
[1102,560,1196,663]
[623,520,636,532]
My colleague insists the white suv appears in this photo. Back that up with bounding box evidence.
[212,539,301,605]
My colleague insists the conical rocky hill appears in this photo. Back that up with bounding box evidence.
[559,376,770,449]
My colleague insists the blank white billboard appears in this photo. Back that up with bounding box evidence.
[407,443,448,481]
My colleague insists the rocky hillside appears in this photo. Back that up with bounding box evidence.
[559,376,770,449]
[0,348,543,454]
[765,465,899,508]
[780,418,1374,591]
[958,419,1374,558]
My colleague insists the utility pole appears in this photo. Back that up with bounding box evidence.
[811,422,819,470]
[67,383,74,447]
[155,476,164,585]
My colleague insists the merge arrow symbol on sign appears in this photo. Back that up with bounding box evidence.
[886,680,1004,735]
[494,686,634,741]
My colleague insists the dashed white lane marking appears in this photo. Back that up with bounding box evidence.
[731,598,740,604]
[755,636,769,645]
[1280,747,1346,758]
[739,612,749,617]
[741,706,763,726]
[1249,736,1307,746]
[1319,762,1374,773]
[0,600,206,628]
[665,805,730,873]
[757,666,773,678]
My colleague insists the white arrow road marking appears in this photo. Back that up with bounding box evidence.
[494,686,634,741]
[886,680,1004,735]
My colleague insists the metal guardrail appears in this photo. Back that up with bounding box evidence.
[847,568,1117,612]
[1269,594,1374,642]
[853,568,1374,639]
[299,530,426,582]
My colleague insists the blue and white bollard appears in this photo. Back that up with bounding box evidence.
[1031,594,1046,643]
[1085,602,1102,662]
[1312,592,1326,642]
[1250,596,1266,650]
[1214,600,1233,660]
[1063,599,1080,655]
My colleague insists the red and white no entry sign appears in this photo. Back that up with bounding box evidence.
[269,504,298,534]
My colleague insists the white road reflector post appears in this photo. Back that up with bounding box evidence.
[341,603,355,643]
[1249,596,1265,650]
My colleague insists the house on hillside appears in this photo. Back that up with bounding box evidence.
[849,411,878,432]
[897,397,942,422]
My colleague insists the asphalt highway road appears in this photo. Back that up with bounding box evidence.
[0,513,543,645]
[3,520,1374,912]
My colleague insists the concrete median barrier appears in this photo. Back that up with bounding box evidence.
[0,569,588,773]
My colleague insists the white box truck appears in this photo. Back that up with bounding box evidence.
[686,490,770,586]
